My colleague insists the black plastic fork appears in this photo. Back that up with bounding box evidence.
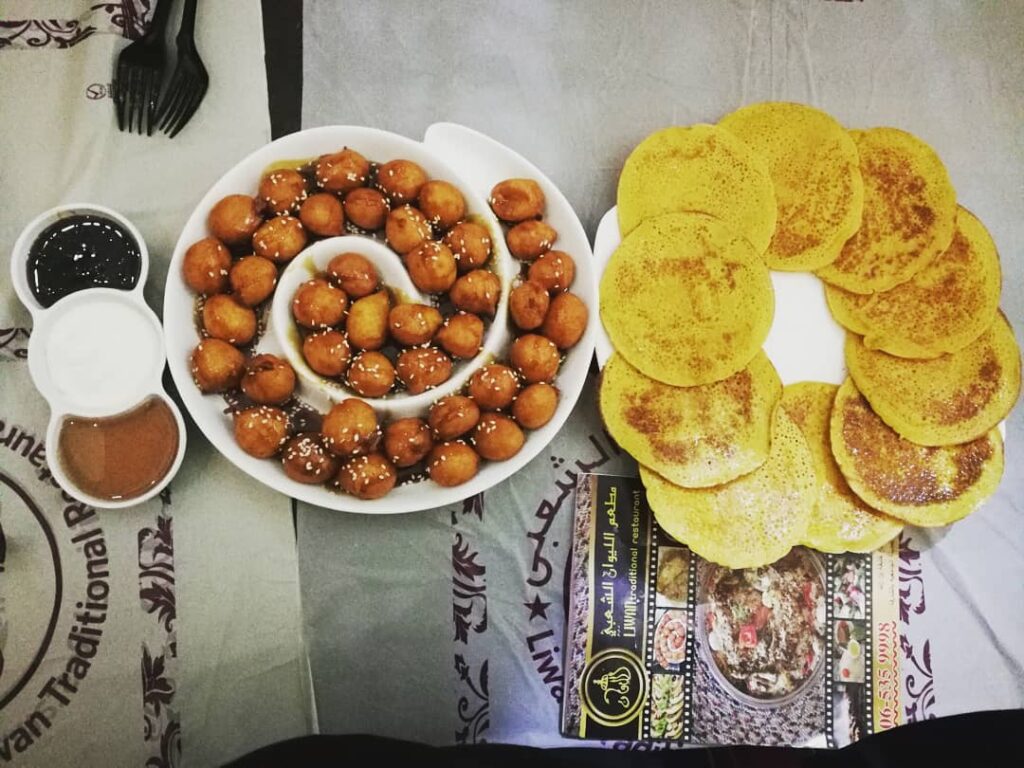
[156,0,208,138]
[113,0,175,134]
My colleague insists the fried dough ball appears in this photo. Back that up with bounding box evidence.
[208,194,263,247]
[315,148,370,193]
[292,278,348,329]
[506,220,557,261]
[513,383,559,429]
[489,179,545,222]
[183,237,231,295]
[468,364,520,410]
[405,241,457,294]
[509,280,550,330]
[528,250,575,292]
[258,169,308,216]
[344,187,390,231]
[347,351,396,397]
[327,252,379,298]
[396,347,452,394]
[281,433,340,484]
[383,418,434,467]
[229,255,278,306]
[472,413,525,461]
[346,291,391,350]
[241,354,296,405]
[436,312,484,359]
[191,339,245,393]
[418,180,466,231]
[322,398,379,457]
[542,291,588,349]
[428,395,481,440]
[450,269,500,316]
[302,330,351,378]
[443,221,492,272]
[202,294,257,345]
[388,303,443,346]
[376,159,427,204]
[253,215,307,263]
[510,334,560,383]
[234,406,290,458]
[385,205,432,255]
[427,441,480,487]
[298,193,345,237]
[335,453,397,499]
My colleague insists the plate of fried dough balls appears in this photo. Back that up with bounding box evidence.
[165,125,596,513]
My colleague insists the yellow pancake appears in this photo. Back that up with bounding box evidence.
[600,212,774,386]
[642,407,816,569]
[780,383,903,553]
[816,128,957,294]
[826,207,1002,358]
[845,314,1021,446]
[830,379,1004,526]
[719,102,864,271]
[600,351,782,488]
[616,124,777,253]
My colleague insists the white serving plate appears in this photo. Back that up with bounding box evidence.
[593,206,846,384]
[592,206,1007,444]
[164,125,597,514]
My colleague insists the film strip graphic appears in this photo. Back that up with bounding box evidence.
[825,551,874,748]
[825,554,836,749]
[640,517,696,743]
[641,518,657,741]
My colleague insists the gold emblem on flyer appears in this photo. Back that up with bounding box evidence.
[581,649,647,727]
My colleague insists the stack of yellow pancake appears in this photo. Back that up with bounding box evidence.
[600,101,1020,568]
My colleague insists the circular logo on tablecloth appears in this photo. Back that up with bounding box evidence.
[0,472,62,712]
[581,648,648,727]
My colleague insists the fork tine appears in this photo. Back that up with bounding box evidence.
[134,69,148,134]
[144,69,160,136]
[157,75,187,131]
[165,83,198,138]
[124,67,136,133]
[115,60,129,131]
[162,75,198,136]
[168,81,206,138]
[127,67,141,134]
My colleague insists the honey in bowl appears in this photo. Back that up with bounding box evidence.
[58,397,180,502]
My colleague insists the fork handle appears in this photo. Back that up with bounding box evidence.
[146,0,176,40]
[177,0,199,42]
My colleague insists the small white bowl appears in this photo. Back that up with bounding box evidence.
[10,204,187,509]
[270,233,513,421]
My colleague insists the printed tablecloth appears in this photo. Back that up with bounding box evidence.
[0,2,311,766]
[298,0,1024,748]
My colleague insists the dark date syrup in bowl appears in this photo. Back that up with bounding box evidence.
[58,397,179,502]
[27,213,142,308]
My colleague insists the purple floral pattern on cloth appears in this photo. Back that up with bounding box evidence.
[0,328,30,360]
[452,493,490,744]
[898,532,935,721]
[138,489,181,768]
[0,2,154,50]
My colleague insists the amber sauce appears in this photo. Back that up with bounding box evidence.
[58,397,179,501]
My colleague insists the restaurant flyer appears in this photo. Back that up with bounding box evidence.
[562,474,901,748]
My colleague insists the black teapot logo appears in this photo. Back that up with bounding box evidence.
[581,649,647,728]
[594,665,633,708]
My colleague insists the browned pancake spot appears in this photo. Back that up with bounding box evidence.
[933,358,1001,426]
[841,392,991,505]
